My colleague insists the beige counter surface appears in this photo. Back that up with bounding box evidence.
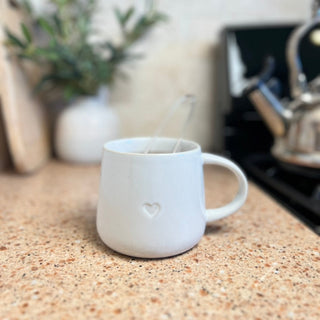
[0,161,319,319]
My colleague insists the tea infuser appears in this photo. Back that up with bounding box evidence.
[144,94,197,154]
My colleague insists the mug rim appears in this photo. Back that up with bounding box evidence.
[104,137,201,156]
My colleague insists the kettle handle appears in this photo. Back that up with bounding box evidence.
[287,12,320,99]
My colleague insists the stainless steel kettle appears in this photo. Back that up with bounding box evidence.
[246,0,320,168]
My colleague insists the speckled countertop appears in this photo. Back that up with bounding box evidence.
[0,161,319,319]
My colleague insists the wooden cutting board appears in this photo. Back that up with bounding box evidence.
[0,0,50,173]
[0,105,11,171]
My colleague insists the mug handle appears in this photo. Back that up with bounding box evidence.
[202,153,248,223]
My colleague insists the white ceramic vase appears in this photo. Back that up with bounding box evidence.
[54,86,120,164]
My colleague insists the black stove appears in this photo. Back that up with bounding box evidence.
[243,154,320,234]
[221,24,320,235]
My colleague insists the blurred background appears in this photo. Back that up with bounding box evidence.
[24,0,312,150]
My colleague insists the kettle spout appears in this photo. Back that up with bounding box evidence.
[247,80,292,137]
[245,57,292,137]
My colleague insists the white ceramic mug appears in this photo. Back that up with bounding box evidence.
[97,137,248,258]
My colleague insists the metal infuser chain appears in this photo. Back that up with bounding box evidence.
[144,95,197,154]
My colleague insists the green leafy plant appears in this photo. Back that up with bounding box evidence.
[5,0,167,100]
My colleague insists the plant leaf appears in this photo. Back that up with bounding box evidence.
[20,23,32,43]
[21,0,32,14]
[34,71,78,94]
[53,14,63,36]
[17,53,33,60]
[114,7,135,28]
[33,74,57,93]
[151,12,168,22]
[122,7,134,26]
[33,48,60,61]
[63,85,77,100]
[38,18,55,37]
[114,7,123,25]
[103,41,117,55]
[5,29,26,48]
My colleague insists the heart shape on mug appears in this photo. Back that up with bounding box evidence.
[143,202,161,218]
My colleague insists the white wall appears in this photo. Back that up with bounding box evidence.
[33,0,312,150]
